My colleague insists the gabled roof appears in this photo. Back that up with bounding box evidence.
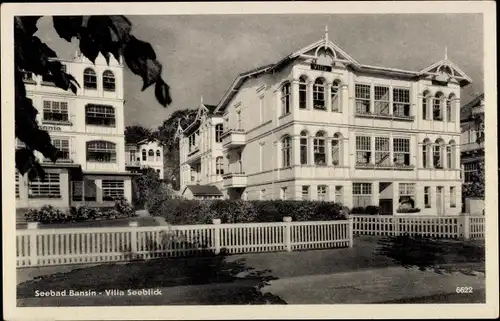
[418,48,472,87]
[181,96,221,136]
[183,184,223,196]
[460,93,484,122]
[212,29,473,114]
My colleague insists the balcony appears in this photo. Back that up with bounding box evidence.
[461,142,484,153]
[355,162,415,171]
[221,129,246,149]
[355,110,414,122]
[222,172,247,188]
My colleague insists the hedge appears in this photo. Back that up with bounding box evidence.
[24,199,136,224]
[149,199,349,225]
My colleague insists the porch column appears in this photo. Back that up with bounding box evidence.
[308,135,315,165]
[371,182,379,206]
[307,81,314,110]
[293,136,301,166]
[291,79,300,114]
[95,179,103,202]
[325,82,332,112]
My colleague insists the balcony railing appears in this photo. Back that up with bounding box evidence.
[222,172,247,188]
[221,129,246,148]
[355,162,415,170]
[461,142,485,153]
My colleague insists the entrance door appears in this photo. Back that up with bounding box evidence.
[436,186,444,216]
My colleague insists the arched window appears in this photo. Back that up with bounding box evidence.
[314,131,326,165]
[331,80,341,112]
[83,68,97,89]
[447,93,456,122]
[433,92,444,121]
[299,76,308,109]
[281,82,291,115]
[313,78,326,109]
[148,149,154,161]
[331,133,342,166]
[433,139,445,168]
[447,140,456,169]
[300,130,308,165]
[86,141,116,162]
[215,124,224,143]
[142,149,146,161]
[103,70,115,92]
[216,156,224,175]
[282,135,292,168]
[422,138,431,168]
[422,90,431,120]
[156,149,161,162]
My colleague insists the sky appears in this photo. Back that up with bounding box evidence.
[35,14,483,129]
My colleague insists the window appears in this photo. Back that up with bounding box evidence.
[86,141,116,162]
[103,70,115,91]
[300,131,308,165]
[216,156,224,175]
[393,88,410,117]
[85,104,116,126]
[374,85,390,115]
[463,162,478,183]
[317,185,327,201]
[433,93,443,121]
[156,150,161,162]
[399,183,416,208]
[422,139,431,168]
[424,186,431,208]
[15,171,20,199]
[301,186,310,200]
[331,133,341,165]
[353,183,372,207]
[142,149,146,161]
[281,83,291,115]
[393,138,410,166]
[102,180,124,201]
[335,186,343,204]
[83,68,97,89]
[422,91,431,120]
[282,136,292,167]
[313,79,326,109]
[356,136,372,164]
[355,84,371,114]
[52,138,71,161]
[433,140,443,168]
[148,149,154,161]
[280,187,288,200]
[215,124,224,143]
[450,187,456,207]
[331,81,341,112]
[28,172,61,198]
[447,94,456,122]
[299,76,307,109]
[446,145,453,169]
[43,101,69,122]
[314,132,326,165]
[375,137,390,166]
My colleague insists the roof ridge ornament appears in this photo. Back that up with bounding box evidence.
[324,25,329,44]
[444,46,448,61]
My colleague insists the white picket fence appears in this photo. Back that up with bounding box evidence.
[16,217,353,268]
[16,214,485,268]
[351,214,485,240]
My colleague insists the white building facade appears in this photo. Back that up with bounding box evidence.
[125,139,164,178]
[16,53,135,210]
[179,29,471,216]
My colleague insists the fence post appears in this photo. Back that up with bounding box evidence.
[283,216,292,252]
[27,222,39,266]
[348,216,354,248]
[212,219,221,255]
[129,221,138,259]
[393,217,400,236]
[459,214,471,240]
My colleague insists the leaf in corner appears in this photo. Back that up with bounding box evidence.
[155,78,172,107]
[52,16,83,42]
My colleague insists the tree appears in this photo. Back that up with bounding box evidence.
[462,158,485,199]
[125,125,154,144]
[15,16,172,181]
[155,109,198,190]
[131,167,162,209]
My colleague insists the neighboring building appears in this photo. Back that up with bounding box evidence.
[16,52,135,210]
[181,185,224,200]
[178,28,471,216]
[460,93,485,214]
[125,139,164,178]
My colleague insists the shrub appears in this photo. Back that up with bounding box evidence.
[113,198,135,217]
[350,207,366,214]
[149,199,346,224]
[24,205,70,224]
[365,205,380,215]
[74,205,101,221]
[396,207,421,213]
